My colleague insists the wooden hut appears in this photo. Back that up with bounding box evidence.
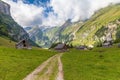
[76,45,88,50]
[54,43,68,52]
[118,43,120,48]
[15,39,31,49]
[102,41,112,47]
[102,34,113,47]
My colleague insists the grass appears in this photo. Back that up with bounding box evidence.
[0,47,56,80]
[62,46,120,80]
[0,36,15,47]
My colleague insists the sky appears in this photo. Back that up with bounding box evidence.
[2,0,120,28]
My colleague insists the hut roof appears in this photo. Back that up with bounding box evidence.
[76,45,87,50]
[16,39,26,45]
[54,44,66,49]
[103,42,110,46]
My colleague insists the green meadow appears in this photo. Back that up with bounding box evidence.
[0,47,56,80]
[1,37,120,80]
[62,46,120,80]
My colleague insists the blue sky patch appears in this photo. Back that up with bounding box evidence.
[12,0,53,17]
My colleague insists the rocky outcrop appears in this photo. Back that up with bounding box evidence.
[0,1,31,42]
[0,1,10,15]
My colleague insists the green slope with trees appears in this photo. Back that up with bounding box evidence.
[72,4,120,46]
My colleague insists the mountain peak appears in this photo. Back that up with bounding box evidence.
[0,1,11,15]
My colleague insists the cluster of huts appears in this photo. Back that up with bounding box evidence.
[53,43,93,52]
[53,42,120,52]
[52,34,120,52]
[15,38,120,51]
[15,39,93,51]
[53,33,115,52]
[15,40,86,51]
[52,33,114,52]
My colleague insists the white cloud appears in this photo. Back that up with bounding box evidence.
[3,0,43,27]
[2,0,120,27]
[50,0,120,23]
[41,12,63,27]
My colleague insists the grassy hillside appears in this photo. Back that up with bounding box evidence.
[0,36,15,47]
[0,47,56,80]
[71,4,120,46]
[48,22,83,46]
[62,46,120,80]
[60,22,83,44]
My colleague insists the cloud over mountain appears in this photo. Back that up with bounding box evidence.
[3,0,120,27]
[50,0,120,22]
[3,0,43,27]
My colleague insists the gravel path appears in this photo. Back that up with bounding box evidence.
[23,53,64,80]
[56,54,64,80]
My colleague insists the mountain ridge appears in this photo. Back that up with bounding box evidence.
[26,4,120,48]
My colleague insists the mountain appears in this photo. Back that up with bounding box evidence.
[26,26,59,48]
[0,1,38,46]
[27,19,75,48]
[72,4,120,47]
[26,4,120,48]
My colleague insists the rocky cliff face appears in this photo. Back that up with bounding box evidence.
[0,1,30,42]
[0,1,10,15]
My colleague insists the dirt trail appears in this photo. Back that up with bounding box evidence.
[23,53,64,80]
[56,54,64,80]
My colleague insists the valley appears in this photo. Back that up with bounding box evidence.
[1,44,120,80]
[0,0,120,80]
